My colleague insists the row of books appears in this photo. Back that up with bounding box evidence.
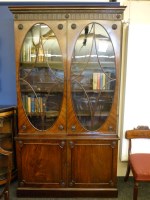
[22,95,46,113]
[93,72,111,90]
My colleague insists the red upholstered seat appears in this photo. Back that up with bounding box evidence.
[130,153,150,181]
[124,128,150,200]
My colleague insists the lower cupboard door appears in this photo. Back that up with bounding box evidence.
[16,140,67,188]
[68,140,118,188]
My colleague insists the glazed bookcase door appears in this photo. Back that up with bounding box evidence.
[16,21,67,133]
[67,20,121,133]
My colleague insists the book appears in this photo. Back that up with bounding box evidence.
[93,72,100,90]
[27,96,31,113]
[31,95,35,112]
[93,72,110,90]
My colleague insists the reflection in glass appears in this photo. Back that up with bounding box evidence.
[20,23,64,130]
[71,23,116,131]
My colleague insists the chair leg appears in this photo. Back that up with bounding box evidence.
[133,181,138,200]
[124,163,131,182]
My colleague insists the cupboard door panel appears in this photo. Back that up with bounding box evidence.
[16,140,67,188]
[68,140,118,188]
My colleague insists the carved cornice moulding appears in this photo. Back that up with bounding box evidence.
[13,13,123,21]
[9,6,126,21]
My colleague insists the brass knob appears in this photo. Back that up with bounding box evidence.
[60,141,65,148]
[60,180,65,187]
[71,125,76,131]
[112,24,117,30]
[65,14,69,19]
[22,125,26,130]
[69,141,74,148]
[58,24,63,30]
[71,24,77,30]
[108,125,113,131]
[59,125,64,130]
[18,24,23,30]
[69,180,75,187]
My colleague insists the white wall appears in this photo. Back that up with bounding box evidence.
[118,1,150,175]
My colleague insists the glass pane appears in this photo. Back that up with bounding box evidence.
[20,23,64,130]
[71,23,116,131]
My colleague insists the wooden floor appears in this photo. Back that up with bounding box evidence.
[9,177,150,200]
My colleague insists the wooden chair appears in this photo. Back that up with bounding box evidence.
[0,147,12,200]
[124,126,150,200]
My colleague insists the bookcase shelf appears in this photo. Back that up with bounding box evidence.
[21,61,63,69]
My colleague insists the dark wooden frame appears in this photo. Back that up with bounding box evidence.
[0,106,17,185]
